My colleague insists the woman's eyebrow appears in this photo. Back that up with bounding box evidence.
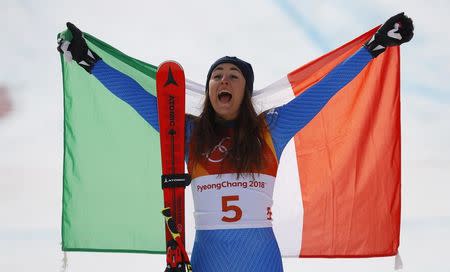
[212,66,242,74]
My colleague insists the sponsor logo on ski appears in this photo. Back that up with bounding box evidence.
[164,177,186,183]
[169,95,175,126]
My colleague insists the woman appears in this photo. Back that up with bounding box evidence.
[58,13,413,271]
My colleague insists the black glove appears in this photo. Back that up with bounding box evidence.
[57,22,101,73]
[365,12,414,58]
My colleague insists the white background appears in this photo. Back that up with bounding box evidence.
[1,0,449,271]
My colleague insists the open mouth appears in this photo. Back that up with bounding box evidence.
[218,90,232,103]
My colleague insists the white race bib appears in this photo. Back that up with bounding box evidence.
[191,173,276,230]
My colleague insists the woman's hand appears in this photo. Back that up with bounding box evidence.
[365,12,414,58]
[57,22,101,73]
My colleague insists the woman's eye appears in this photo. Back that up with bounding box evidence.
[213,74,222,80]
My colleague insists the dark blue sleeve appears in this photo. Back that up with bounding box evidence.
[184,116,194,163]
[91,60,159,131]
[266,46,373,160]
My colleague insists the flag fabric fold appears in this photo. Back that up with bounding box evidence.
[60,26,400,258]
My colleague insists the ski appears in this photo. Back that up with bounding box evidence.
[156,61,192,272]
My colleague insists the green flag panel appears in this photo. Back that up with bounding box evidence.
[61,31,165,253]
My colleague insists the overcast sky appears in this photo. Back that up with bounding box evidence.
[1,0,449,271]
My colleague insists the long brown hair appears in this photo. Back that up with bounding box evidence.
[189,87,267,177]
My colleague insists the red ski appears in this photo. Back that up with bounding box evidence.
[156,61,192,272]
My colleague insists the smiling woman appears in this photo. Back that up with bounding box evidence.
[189,57,267,181]
[208,61,248,120]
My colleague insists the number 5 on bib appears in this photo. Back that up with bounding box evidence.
[222,195,242,222]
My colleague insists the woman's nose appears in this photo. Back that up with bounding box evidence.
[220,76,230,84]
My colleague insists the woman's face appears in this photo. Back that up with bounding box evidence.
[208,63,246,121]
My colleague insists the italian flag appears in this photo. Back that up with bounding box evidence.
[60,26,400,258]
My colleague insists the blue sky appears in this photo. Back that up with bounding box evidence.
[1,0,449,271]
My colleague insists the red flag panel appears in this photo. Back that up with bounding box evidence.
[288,28,401,257]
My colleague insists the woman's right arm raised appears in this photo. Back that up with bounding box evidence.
[57,22,159,132]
